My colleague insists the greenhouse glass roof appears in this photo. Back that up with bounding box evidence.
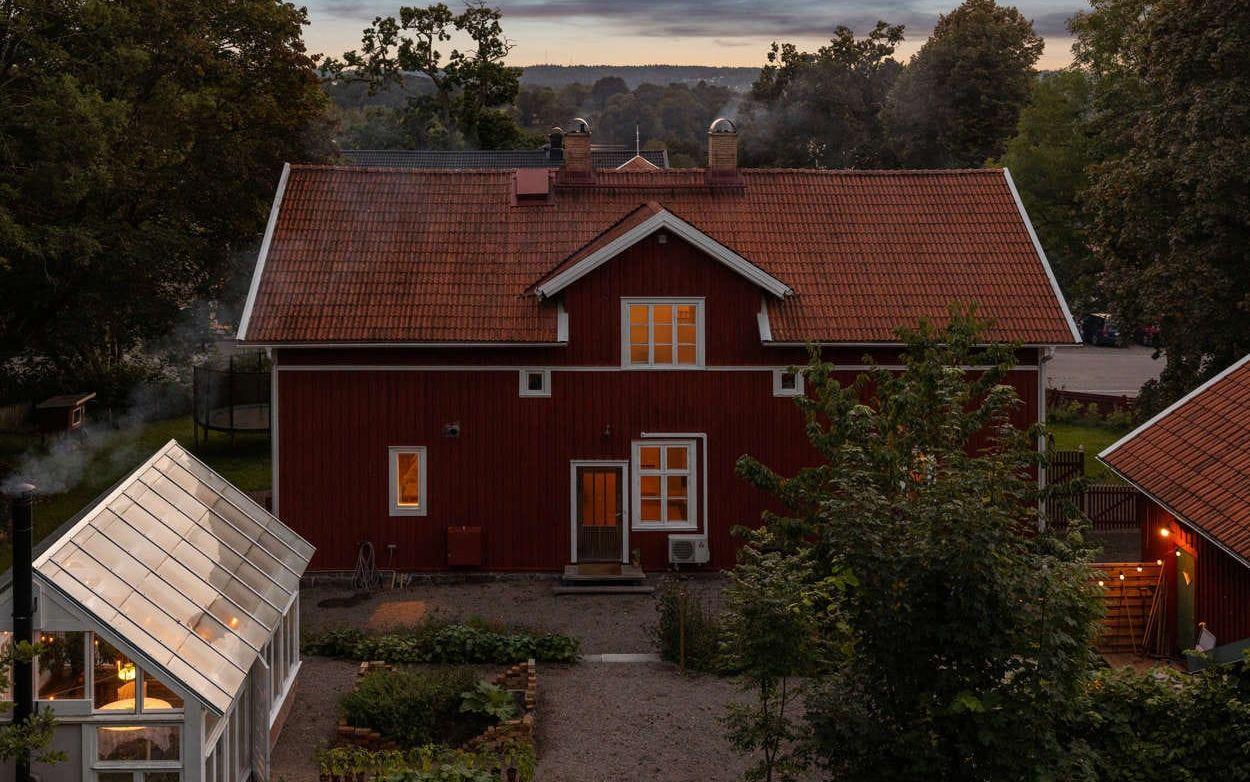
[33,440,314,714]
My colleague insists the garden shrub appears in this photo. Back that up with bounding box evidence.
[304,620,580,664]
[340,667,490,748]
[316,742,536,782]
[649,578,725,673]
[1061,661,1250,781]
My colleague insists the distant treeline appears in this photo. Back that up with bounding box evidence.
[518,65,760,91]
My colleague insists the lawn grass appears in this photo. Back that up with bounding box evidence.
[1047,421,1132,482]
[0,416,269,570]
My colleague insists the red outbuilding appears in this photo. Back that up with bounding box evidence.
[1100,354,1250,663]
[237,121,1080,573]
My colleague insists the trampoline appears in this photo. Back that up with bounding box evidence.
[192,351,271,446]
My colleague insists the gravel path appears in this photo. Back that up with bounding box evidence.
[300,576,725,654]
[534,662,752,782]
[277,580,751,782]
[270,657,358,782]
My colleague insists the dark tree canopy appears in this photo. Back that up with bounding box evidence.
[0,0,331,401]
[737,22,905,169]
[885,0,1043,168]
[996,70,1101,311]
[322,2,536,150]
[1073,0,1250,410]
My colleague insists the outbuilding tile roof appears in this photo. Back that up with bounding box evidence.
[239,165,1078,345]
[340,148,669,170]
[1100,355,1250,562]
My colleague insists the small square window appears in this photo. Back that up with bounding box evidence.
[389,446,428,516]
[772,368,805,397]
[519,369,551,397]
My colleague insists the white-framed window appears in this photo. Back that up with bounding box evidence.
[621,298,704,368]
[388,446,427,516]
[518,369,551,397]
[631,440,697,530]
[772,368,805,397]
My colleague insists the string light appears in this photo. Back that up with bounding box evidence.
[1097,580,1105,587]
[1156,559,1163,566]
[1119,573,1126,581]
[1159,527,1171,539]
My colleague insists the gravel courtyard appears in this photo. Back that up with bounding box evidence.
[273,578,761,782]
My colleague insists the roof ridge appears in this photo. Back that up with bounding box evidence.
[289,163,1005,177]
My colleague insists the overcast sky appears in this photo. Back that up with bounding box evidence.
[302,0,1089,70]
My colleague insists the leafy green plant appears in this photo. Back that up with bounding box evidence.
[0,640,64,765]
[459,681,516,722]
[649,578,725,673]
[304,620,580,664]
[316,743,537,782]
[340,667,489,748]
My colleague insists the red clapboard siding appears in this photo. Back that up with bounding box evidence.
[275,364,1040,571]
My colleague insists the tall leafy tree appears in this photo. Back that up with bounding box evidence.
[885,0,1043,168]
[0,0,331,401]
[996,70,1101,311]
[731,310,1101,780]
[737,22,905,169]
[322,2,536,150]
[1073,0,1250,410]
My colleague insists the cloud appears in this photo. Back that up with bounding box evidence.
[306,0,1083,46]
[713,39,754,48]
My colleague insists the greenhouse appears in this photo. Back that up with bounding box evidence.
[0,441,313,782]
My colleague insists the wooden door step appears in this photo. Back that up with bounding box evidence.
[561,563,647,586]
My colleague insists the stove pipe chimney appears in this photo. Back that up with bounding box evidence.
[7,483,35,782]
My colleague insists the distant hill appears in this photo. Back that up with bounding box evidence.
[520,65,760,92]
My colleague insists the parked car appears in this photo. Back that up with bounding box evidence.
[1081,313,1121,346]
[1134,324,1161,347]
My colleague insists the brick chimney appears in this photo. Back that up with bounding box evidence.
[706,117,741,185]
[560,117,594,183]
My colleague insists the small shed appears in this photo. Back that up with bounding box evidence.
[0,440,314,782]
[35,393,96,437]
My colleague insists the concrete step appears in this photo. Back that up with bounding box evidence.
[561,563,647,585]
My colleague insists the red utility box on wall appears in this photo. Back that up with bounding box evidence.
[446,526,482,567]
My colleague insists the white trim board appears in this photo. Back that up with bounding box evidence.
[1003,168,1082,345]
[237,163,291,341]
[534,208,793,299]
[276,363,1039,373]
[1098,353,1250,459]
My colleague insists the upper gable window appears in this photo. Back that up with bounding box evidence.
[622,299,704,368]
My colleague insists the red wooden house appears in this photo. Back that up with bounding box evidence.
[236,121,1080,572]
[1099,354,1250,663]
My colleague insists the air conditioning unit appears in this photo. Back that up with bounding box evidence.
[668,534,710,565]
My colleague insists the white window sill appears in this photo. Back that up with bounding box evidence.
[632,522,698,532]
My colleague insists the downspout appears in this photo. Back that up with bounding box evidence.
[7,483,36,782]
[1038,347,1054,530]
[640,432,709,544]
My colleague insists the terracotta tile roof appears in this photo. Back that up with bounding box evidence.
[615,154,662,171]
[239,166,1078,345]
[1100,355,1250,562]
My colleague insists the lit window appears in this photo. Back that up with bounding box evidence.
[96,725,180,762]
[632,440,697,530]
[622,299,703,368]
[518,369,551,397]
[772,368,805,397]
[389,446,427,516]
[37,631,87,700]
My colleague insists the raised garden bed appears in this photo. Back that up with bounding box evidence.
[321,659,540,781]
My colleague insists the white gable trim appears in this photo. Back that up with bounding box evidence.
[1098,352,1250,460]
[534,209,793,300]
[757,297,773,342]
[1003,169,1082,344]
[237,162,291,341]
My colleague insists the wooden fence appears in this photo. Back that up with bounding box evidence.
[1046,449,1147,531]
